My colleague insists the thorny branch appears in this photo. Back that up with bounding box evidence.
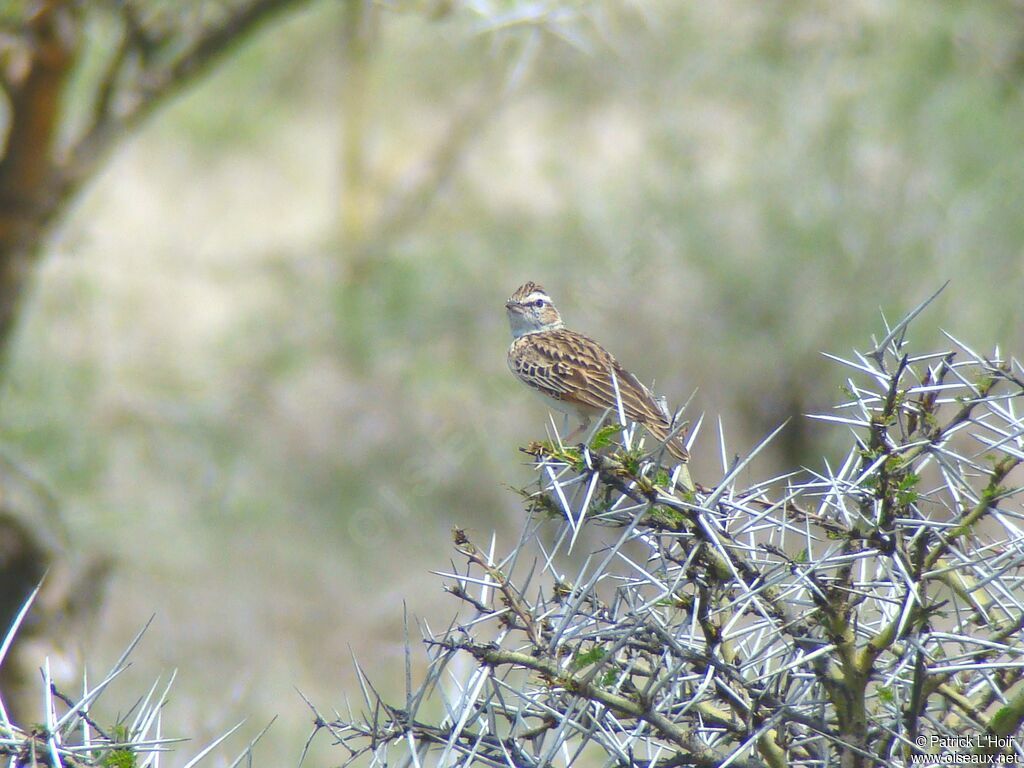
[311,302,1024,768]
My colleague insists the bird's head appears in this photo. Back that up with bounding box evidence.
[505,282,564,338]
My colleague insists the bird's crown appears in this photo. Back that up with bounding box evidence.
[508,281,550,305]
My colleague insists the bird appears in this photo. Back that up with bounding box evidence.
[505,281,690,465]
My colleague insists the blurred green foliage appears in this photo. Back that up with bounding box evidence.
[1,0,1022,763]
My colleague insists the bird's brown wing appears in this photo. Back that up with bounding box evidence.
[552,331,668,418]
[508,335,581,402]
[511,329,665,416]
[582,356,690,461]
[510,329,688,461]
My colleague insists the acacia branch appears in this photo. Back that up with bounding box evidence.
[451,641,764,768]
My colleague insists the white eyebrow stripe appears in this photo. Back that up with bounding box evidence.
[522,292,549,303]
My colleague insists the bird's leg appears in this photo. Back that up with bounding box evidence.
[563,416,591,445]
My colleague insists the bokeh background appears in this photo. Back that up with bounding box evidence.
[2,0,1023,764]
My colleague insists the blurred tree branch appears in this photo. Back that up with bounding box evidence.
[345,55,521,283]
[0,0,548,355]
[339,12,535,284]
[0,0,315,726]
[339,0,377,249]
[0,0,76,363]
[0,0,316,369]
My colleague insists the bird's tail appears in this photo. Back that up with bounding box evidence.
[645,421,695,494]
[642,419,690,464]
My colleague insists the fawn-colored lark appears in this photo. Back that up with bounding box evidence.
[505,281,689,464]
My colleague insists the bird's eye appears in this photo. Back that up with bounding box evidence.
[534,299,545,307]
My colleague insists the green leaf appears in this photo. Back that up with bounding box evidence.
[570,646,607,670]
[896,471,921,505]
[590,424,623,451]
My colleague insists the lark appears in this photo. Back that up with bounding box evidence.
[506,281,689,464]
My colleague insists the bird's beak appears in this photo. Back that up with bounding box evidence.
[505,301,516,310]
